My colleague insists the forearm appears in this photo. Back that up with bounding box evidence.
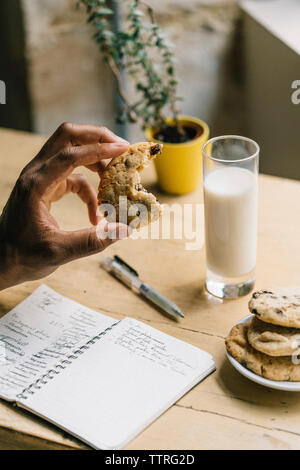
[0,123,129,291]
[0,250,12,291]
[0,273,14,291]
[0,238,17,290]
[0,218,22,291]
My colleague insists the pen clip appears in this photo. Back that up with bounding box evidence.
[113,255,139,277]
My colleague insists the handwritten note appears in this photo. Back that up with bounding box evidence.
[0,285,114,400]
[20,315,215,450]
[105,318,201,377]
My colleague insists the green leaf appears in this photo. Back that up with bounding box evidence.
[132,9,144,17]
[96,7,114,15]
[102,30,115,39]
[80,0,182,129]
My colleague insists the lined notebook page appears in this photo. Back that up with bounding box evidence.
[0,285,115,401]
[21,317,215,450]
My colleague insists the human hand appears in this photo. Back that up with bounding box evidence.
[0,123,129,290]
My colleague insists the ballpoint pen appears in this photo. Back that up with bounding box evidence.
[101,255,184,319]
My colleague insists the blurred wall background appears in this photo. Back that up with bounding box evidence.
[0,0,33,131]
[21,0,116,135]
[0,0,244,139]
[0,0,299,178]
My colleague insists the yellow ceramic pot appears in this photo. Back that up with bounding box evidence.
[145,116,210,194]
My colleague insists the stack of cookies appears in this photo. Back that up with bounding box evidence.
[226,287,300,381]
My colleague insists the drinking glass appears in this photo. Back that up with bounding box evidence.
[202,135,260,299]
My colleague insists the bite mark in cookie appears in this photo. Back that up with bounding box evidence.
[98,142,162,229]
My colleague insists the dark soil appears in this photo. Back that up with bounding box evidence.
[154,124,203,144]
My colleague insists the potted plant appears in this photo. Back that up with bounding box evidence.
[79,0,209,194]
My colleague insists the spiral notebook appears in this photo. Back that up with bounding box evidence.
[0,285,215,449]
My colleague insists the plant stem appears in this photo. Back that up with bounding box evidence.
[106,54,137,122]
[79,0,183,132]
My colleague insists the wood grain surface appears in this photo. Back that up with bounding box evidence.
[0,127,300,450]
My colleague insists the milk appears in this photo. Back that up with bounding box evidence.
[204,166,258,279]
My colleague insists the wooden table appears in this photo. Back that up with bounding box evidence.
[0,127,300,450]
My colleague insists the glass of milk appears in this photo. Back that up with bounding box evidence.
[202,135,260,299]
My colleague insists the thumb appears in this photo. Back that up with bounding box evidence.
[60,221,130,263]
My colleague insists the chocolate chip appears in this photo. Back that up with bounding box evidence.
[275,308,284,315]
[150,144,162,156]
[125,156,135,168]
[252,289,273,298]
[241,360,248,368]
[251,308,258,314]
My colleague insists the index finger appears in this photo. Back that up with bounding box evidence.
[39,122,128,159]
[37,141,129,192]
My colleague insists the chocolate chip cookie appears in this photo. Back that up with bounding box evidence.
[248,316,300,357]
[226,322,300,381]
[98,142,162,228]
[249,287,300,328]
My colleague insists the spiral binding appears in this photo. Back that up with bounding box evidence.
[16,322,118,401]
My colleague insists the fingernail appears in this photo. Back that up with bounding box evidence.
[115,224,130,240]
[114,142,129,147]
[97,222,131,242]
[96,219,108,240]
[118,137,129,144]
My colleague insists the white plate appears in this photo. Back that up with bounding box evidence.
[226,314,300,391]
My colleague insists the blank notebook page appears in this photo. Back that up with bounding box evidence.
[21,317,215,449]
